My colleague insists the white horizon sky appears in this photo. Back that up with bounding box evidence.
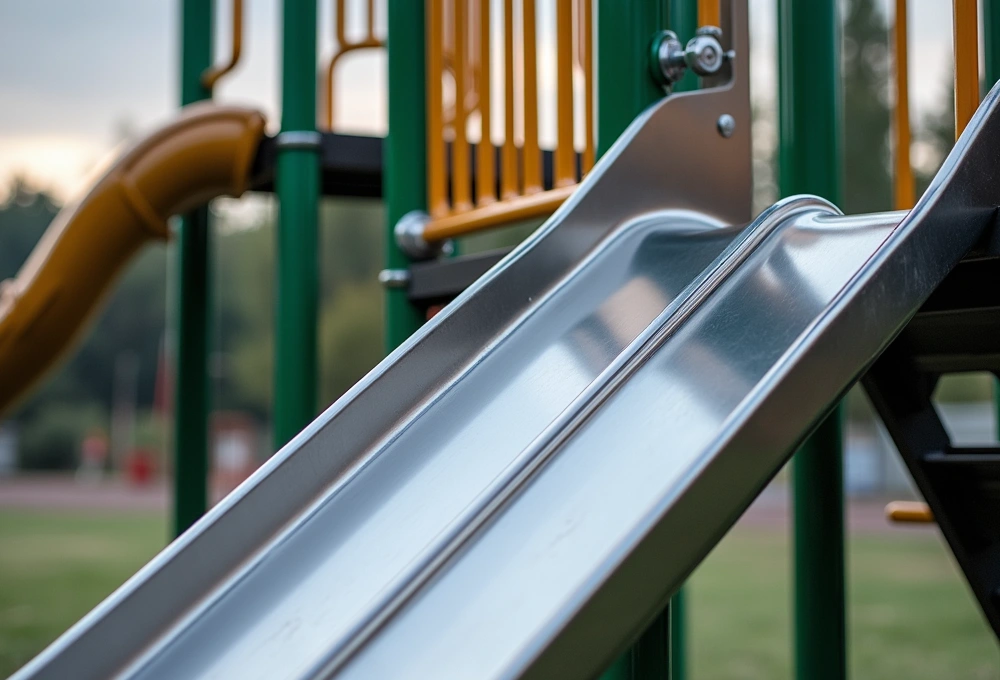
[0,0,962,202]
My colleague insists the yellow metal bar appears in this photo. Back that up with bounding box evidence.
[201,0,244,90]
[953,0,980,138]
[555,0,576,186]
[324,0,384,130]
[580,0,595,172]
[893,0,915,210]
[885,500,935,524]
[427,0,449,217]
[699,0,720,28]
[452,0,473,212]
[323,39,383,129]
[477,0,496,206]
[523,0,542,194]
[502,0,518,198]
[424,184,576,242]
[0,104,266,415]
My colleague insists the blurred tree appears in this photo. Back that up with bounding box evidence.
[841,0,893,214]
[0,179,167,469]
[212,195,386,429]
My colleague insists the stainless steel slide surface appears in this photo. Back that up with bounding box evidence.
[15,6,1000,679]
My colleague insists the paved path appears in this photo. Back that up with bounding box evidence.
[0,475,934,534]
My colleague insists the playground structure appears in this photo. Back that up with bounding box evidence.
[4,0,1000,678]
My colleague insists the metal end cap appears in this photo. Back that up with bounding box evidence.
[394,210,436,259]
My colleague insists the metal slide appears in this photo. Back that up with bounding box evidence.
[15,4,1000,679]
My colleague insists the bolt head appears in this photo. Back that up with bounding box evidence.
[653,30,686,87]
[717,114,736,138]
[684,34,725,76]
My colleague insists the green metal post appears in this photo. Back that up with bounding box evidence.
[173,0,214,537]
[986,3,1000,434]
[384,0,427,352]
[986,0,1000,93]
[663,2,697,674]
[385,0,462,346]
[274,0,321,450]
[596,2,670,678]
[777,1,847,679]
[596,1,666,158]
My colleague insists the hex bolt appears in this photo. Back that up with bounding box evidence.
[684,27,725,77]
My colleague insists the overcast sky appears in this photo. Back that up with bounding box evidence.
[0,0,960,201]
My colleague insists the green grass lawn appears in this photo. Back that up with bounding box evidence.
[0,509,996,678]
[0,510,167,677]
[689,527,998,678]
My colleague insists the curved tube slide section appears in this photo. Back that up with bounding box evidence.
[0,104,266,413]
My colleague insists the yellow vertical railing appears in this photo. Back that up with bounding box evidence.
[892,0,914,210]
[427,0,448,217]
[555,0,576,187]
[477,0,496,206]
[201,0,244,91]
[324,0,384,130]
[423,0,594,243]
[452,0,473,212]
[892,0,981,210]
[885,0,982,525]
[501,0,518,200]
[698,0,720,29]
[523,0,542,195]
[580,0,595,172]
[953,0,980,138]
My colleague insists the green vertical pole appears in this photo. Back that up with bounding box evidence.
[986,2,1000,434]
[663,2,697,674]
[385,0,427,353]
[173,0,214,537]
[777,1,847,679]
[274,0,321,450]
[985,0,1000,93]
[596,2,669,678]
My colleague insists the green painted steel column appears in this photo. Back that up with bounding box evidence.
[596,1,666,158]
[987,1,1000,430]
[777,1,847,678]
[173,0,214,537]
[274,0,321,450]
[663,3,697,675]
[986,0,1000,92]
[384,0,427,352]
[596,2,670,678]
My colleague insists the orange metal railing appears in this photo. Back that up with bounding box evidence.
[201,0,245,91]
[891,0,980,211]
[698,0,720,29]
[324,0,384,130]
[886,1,980,522]
[953,0,980,138]
[423,0,595,243]
[892,0,914,210]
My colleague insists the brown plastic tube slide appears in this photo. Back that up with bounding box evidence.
[0,103,266,413]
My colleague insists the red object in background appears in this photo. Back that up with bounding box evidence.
[124,448,155,486]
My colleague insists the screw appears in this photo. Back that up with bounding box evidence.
[378,269,411,289]
[717,114,736,138]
